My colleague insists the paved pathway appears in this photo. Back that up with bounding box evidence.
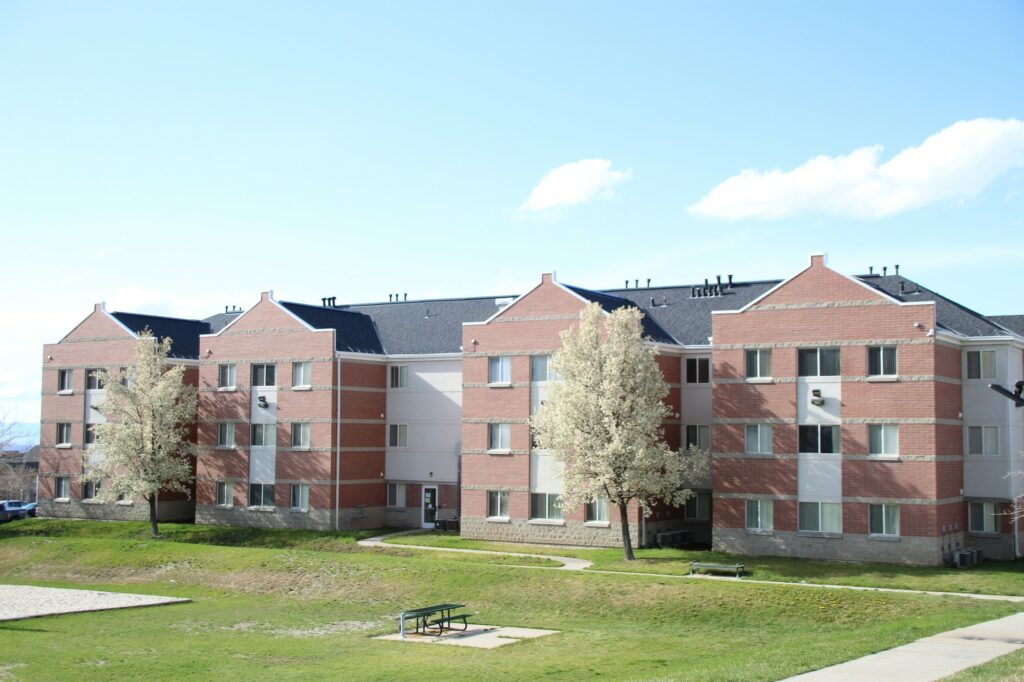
[0,585,189,621]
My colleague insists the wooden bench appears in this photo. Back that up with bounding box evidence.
[428,613,470,633]
[689,561,745,578]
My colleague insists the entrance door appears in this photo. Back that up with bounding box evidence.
[423,486,438,528]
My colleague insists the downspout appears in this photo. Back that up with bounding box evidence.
[1015,499,1021,559]
[335,355,342,531]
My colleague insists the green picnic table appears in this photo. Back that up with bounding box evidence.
[399,603,469,638]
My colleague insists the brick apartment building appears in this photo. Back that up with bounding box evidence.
[38,255,1024,563]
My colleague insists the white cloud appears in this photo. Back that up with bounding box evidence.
[688,118,1024,220]
[520,159,631,214]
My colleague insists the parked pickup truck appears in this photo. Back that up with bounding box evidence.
[0,500,37,522]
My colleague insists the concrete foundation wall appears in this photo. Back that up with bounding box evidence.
[195,504,386,530]
[39,498,194,523]
[461,517,635,548]
[713,528,946,565]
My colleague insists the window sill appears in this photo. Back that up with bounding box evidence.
[53,498,70,504]
[745,528,774,536]
[486,516,511,524]
[866,375,899,383]
[528,519,565,526]
[289,508,309,514]
[81,499,103,505]
[291,446,311,452]
[797,531,843,539]
[868,534,900,542]
[217,387,237,392]
[214,504,232,509]
[57,389,74,396]
[247,506,276,512]
[116,500,134,506]
[744,451,774,457]
[965,454,1002,459]
[584,521,611,528]
[291,385,312,392]
[487,449,512,455]
[744,377,773,384]
[487,382,513,389]
[867,455,900,461]
[56,444,72,449]
[215,445,236,451]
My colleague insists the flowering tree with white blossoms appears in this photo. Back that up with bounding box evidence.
[89,331,197,538]
[532,303,711,560]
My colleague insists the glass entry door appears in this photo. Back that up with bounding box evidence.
[423,487,438,528]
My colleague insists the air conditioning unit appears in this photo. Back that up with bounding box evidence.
[810,397,825,406]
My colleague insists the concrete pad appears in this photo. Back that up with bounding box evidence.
[0,585,189,622]
[375,623,559,648]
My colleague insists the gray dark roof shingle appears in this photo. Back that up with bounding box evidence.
[203,311,244,334]
[110,312,211,359]
[564,285,678,344]
[987,315,1024,337]
[278,302,385,354]
[341,297,507,354]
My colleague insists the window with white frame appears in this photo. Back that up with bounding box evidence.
[745,499,773,531]
[389,365,409,388]
[868,424,899,456]
[86,368,105,390]
[798,425,840,454]
[531,355,552,382]
[745,349,772,379]
[530,492,563,520]
[292,361,311,388]
[84,425,96,447]
[967,426,998,456]
[290,484,309,511]
[387,483,406,508]
[745,424,772,454]
[869,503,899,536]
[216,481,231,507]
[388,424,408,448]
[797,348,840,377]
[867,346,897,377]
[487,490,509,518]
[57,369,73,392]
[488,356,511,384]
[218,364,236,389]
[116,492,131,503]
[217,423,235,448]
[585,497,609,523]
[684,492,711,520]
[686,357,710,384]
[82,480,101,500]
[54,476,70,500]
[488,423,511,451]
[685,424,711,451]
[248,483,275,507]
[966,350,996,380]
[798,501,842,533]
[969,502,998,533]
[56,423,72,446]
[251,363,276,387]
[250,423,275,447]
[291,423,311,449]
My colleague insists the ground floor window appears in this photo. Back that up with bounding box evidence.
[798,501,842,533]
[487,490,509,518]
[585,497,609,523]
[684,492,711,520]
[387,483,406,508]
[54,476,70,499]
[868,503,899,536]
[969,502,998,533]
[82,480,101,501]
[248,483,275,508]
[530,493,563,520]
[745,499,773,531]
[290,484,309,511]
[215,481,231,507]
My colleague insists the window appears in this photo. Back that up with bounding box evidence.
[745,424,773,454]
[387,483,406,508]
[54,476,70,500]
[86,368,105,390]
[745,349,772,379]
[389,365,409,388]
[797,348,840,377]
[84,425,96,446]
[487,490,509,518]
[251,363,276,387]
[488,356,511,384]
[798,501,842,533]
[686,357,710,384]
[82,480,101,500]
[488,423,511,451]
[290,484,309,511]
[966,350,996,380]
[388,424,408,448]
[216,481,231,507]
[585,497,609,523]
[530,493,563,520]
[684,492,711,520]
[116,492,131,503]
[218,364,236,389]
[217,423,235,448]
[869,504,899,536]
[250,423,275,447]
[120,367,134,388]
[291,423,310,449]
[867,346,897,376]
[745,499,774,531]
[292,361,311,387]
[685,424,711,451]
[969,502,998,533]
[248,483,275,507]
[57,369,73,392]
[56,423,72,446]
[531,355,551,382]
[798,425,840,454]
[967,426,998,456]
[868,425,899,456]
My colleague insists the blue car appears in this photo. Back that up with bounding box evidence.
[0,500,37,522]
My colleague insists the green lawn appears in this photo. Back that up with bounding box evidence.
[943,648,1024,681]
[387,532,1024,596]
[0,519,1021,681]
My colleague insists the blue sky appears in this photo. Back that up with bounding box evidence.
[1,2,1023,437]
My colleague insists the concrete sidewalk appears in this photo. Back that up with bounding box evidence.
[782,612,1024,681]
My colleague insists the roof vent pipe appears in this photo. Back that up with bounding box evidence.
[404,293,408,302]
[895,264,900,276]
[869,266,874,275]
[704,278,710,296]
[716,275,722,291]
[650,297,656,306]
[883,266,888,276]
[646,278,651,288]
[634,279,639,289]
[624,280,629,289]
[728,274,733,288]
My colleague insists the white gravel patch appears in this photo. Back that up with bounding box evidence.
[0,585,189,621]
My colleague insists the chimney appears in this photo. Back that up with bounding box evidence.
[882,266,888,276]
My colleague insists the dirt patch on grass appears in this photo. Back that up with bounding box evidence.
[171,619,382,638]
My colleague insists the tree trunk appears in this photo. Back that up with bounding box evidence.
[148,494,159,538]
[618,500,635,561]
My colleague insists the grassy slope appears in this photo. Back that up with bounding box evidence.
[0,520,1020,681]
[942,648,1024,681]
[387,532,1024,596]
